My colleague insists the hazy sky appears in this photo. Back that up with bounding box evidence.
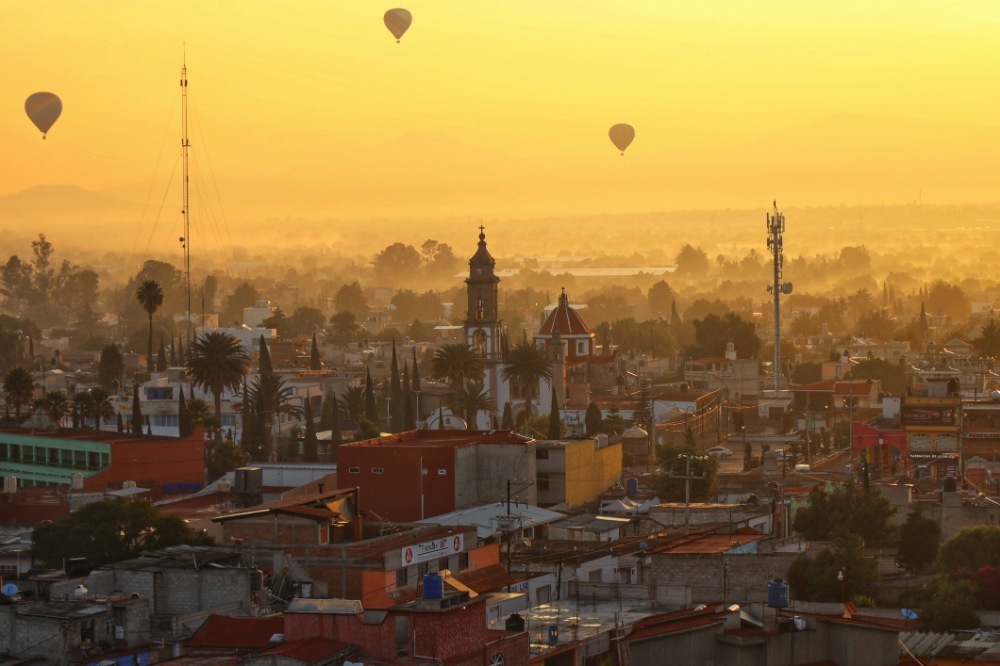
[5,1,1000,220]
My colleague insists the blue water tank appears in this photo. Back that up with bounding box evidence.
[548,625,559,644]
[626,478,639,497]
[767,579,789,608]
[423,572,443,600]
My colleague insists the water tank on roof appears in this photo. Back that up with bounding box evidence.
[506,612,525,633]
[3,476,17,494]
[218,479,232,493]
[626,478,639,497]
[423,572,443,600]
[767,579,789,608]
[123,480,136,490]
[71,473,84,490]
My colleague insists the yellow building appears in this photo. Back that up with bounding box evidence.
[535,435,622,509]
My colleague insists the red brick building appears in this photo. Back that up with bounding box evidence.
[213,488,509,609]
[336,429,536,522]
[282,595,529,666]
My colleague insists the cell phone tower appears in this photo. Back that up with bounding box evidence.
[766,202,792,393]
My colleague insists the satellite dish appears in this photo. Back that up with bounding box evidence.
[2,583,18,596]
[781,282,793,295]
[901,608,918,620]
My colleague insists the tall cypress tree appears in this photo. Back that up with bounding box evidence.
[411,348,421,392]
[259,337,273,376]
[547,386,561,439]
[585,402,603,437]
[390,340,402,432]
[329,392,343,461]
[320,386,336,431]
[402,362,415,430]
[364,367,377,422]
[170,337,177,366]
[310,332,322,371]
[131,384,143,436]
[302,393,318,462]
[116,413,124,433]
[157,339,167,372]
[178,386,191,437]
[501,402,514,430]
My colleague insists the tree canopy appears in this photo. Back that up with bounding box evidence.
[792,482,896,545]
[32,497,214,568]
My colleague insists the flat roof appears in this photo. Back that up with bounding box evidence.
[342,429,533,450]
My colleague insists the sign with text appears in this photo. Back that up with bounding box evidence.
[902,405,957,426]
[401,534,464,566]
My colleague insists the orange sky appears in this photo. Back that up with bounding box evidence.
[5,1,1000,221]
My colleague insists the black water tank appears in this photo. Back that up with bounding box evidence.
[506,612,525,632]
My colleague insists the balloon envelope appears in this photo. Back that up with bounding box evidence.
[384,8,412,42]
[608,123,635,154]
[25,92,62,137]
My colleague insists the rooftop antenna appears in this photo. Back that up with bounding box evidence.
[180,48,192,347]
[766,201,791,393]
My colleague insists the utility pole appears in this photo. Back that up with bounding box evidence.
[671,454,707,535]
[180,54,192,347]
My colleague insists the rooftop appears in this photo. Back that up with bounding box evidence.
[341,428,533,451]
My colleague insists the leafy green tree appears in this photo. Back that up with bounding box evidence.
[972,566,1000,610]
[373,243,422,284]
[896,509,941,572]
[647,280,674,315]
[3,366,34,418]
[604,406,625,434]
[185,331,251,443]
[675,244,710,278]
[792,482,896,544]
[136,279,164,375]
[290,307,326,339]
[31,497,214,568]
[208,439,246,483]
[222,281,259,326]
[937,525,1000,574]
[690,312,761,360]
[850,359,907,396]
[585,402,603,437]
[333,282,368,321]
[791,361,822,385]
[787,534,881,603]
[500,340,553,423]
[906,578,980,631]
[354,418,380,442]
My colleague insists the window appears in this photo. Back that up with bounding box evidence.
[348,466,360,474]
[577,340,587,355]
[395,568,408,588]
[459,552,469,570]
[536,449,549,460]
[437,469,446,475]
[537,473,550,492]
[417,562,429,577]
[438,556,450,572]
[372,467,384,474]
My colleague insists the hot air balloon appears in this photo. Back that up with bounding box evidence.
[384,8,412,42]
[608,123,635,155]
[25,92,62,139]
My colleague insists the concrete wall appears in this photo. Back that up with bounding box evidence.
[475,443,537,507]
[651,553,801,605]
[565,439,621,508]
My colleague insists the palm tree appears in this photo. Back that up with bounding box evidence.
[91,388,114,430]
[501,340,553,426]
[136,280,164,375]
[449,380,494,430]
[342,385,365,420]
[185,397,214,428]
[3,366,34,419]
[74,390,95,429]
[249,373,303,461]
[431,342,486,391]
[186,331,251,443]
[40,390,68,426]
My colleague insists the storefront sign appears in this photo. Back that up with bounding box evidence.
[401,534,464,565]
[902,405,957,426]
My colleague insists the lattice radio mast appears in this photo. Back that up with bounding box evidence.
[766,202,792,393]
[180,56,192,346]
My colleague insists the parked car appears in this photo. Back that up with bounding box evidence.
[707,446,733,458]
[794,462,811,472]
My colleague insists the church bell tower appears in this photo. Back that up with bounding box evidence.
[464,226,502,359]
